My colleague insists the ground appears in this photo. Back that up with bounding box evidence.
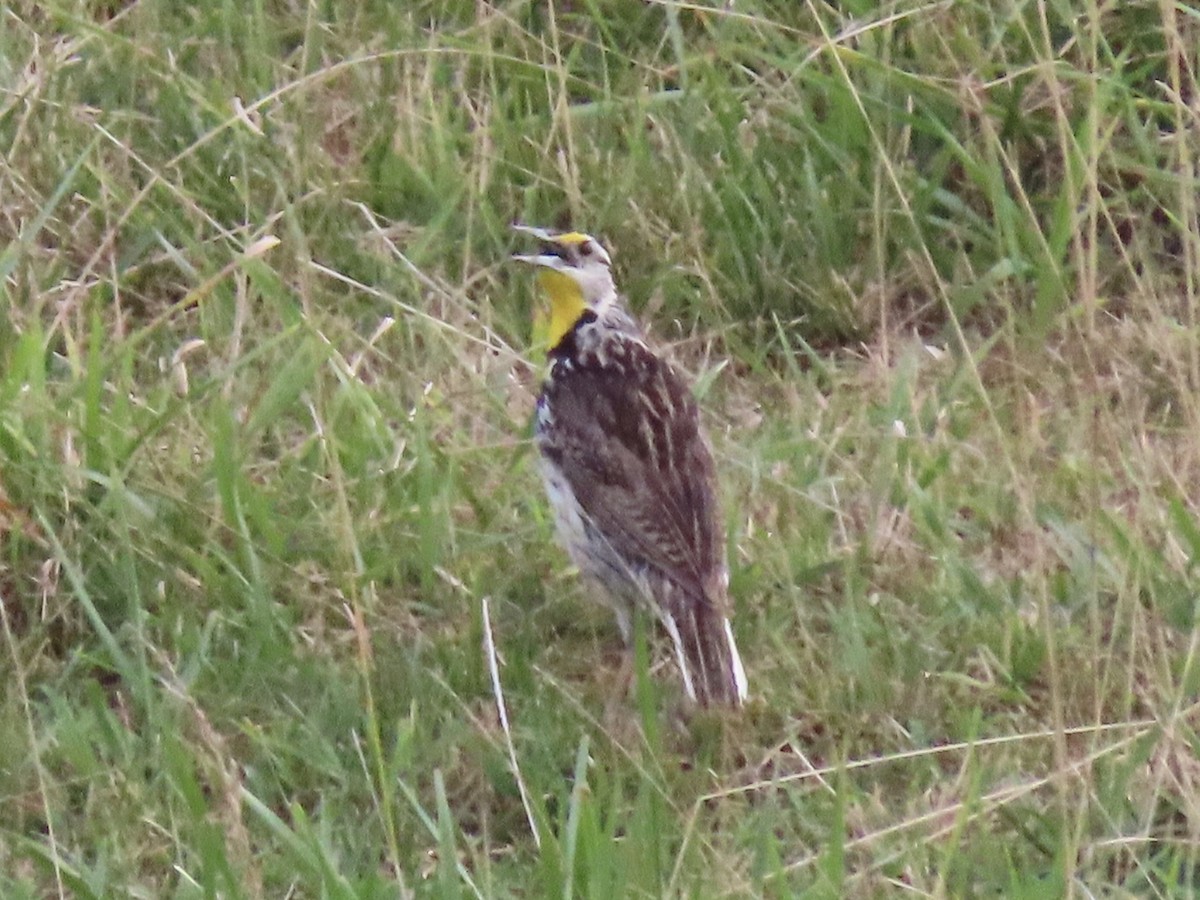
[2,1,1199,896]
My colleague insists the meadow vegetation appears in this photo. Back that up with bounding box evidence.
[2,0,1199,895]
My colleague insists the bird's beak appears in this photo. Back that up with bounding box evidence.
[511,223,558,242]
[511,223,568,269]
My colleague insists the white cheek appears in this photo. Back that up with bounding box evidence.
[582,270,611,300]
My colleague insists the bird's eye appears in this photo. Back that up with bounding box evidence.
[579,241,593,256]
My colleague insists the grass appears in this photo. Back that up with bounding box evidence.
[2,0,1200,895]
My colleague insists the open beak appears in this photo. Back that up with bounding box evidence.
[511,223,568,269]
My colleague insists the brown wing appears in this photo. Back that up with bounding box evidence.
[539,334,726,605]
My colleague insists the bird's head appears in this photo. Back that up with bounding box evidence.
[512,224,616,349]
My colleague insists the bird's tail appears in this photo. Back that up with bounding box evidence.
[662,592,748,707]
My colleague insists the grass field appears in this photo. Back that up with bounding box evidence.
[3,0,1200,896]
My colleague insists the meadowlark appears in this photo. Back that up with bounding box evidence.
[512,224,748,707]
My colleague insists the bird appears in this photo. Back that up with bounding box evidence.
[512,224,748,707]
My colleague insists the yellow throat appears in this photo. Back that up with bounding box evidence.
[537,268,587,351]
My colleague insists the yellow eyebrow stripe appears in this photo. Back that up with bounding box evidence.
[552,232,592,245]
